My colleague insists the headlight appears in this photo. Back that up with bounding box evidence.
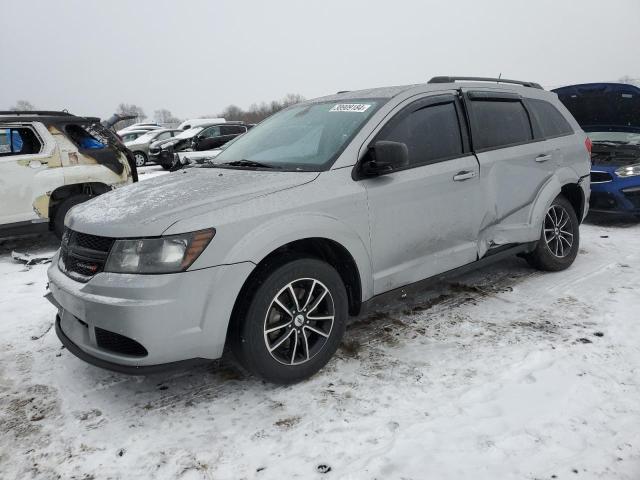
[104,229,215,274]
[615,163,640,178]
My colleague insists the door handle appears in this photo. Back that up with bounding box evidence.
[453,170,477,181]
[535,154,552,162]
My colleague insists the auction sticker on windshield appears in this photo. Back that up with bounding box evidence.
[330,104,371,113]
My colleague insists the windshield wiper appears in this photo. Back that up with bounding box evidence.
[219,159,278,169]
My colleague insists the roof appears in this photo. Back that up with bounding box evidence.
[0,110,100,124]
[307,76,544,105]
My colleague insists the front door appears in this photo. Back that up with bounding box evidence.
[361,94,483,295]
[0,123,49,225]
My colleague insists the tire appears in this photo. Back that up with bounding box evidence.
[52,194,92,239]
[525,194,580,271]
[132,151,147,167]
[232,257,348,384]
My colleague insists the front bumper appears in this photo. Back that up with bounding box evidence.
[589,173,640,214]
[47,253,254,371]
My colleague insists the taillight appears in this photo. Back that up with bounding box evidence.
[585,137,592,154]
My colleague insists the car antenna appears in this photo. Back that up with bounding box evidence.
[497,73,502,85]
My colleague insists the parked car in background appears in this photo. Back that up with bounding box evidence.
[119,130,151,144]
[116,123,162,137]
[155,122,249,169]
[177,118,225,130]
[0,111,136,238]
[553,82,640,217]
[125,128,183,166]
[173,130,250,169]
[47,77,590,383]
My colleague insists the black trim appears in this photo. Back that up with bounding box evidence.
[467,90,522,101]
[360,242,535,314]
[55,316,209,375]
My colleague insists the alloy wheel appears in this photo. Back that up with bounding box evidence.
[263,278,335,365]
[544,204,574,258]
[134,153,146,167]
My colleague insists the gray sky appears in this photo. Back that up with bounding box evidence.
[1,0,638,120]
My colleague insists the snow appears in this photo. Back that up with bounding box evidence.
[1,215,640,479]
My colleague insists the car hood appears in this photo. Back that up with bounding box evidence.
[553,83,640,132]
[67,169,319,237]
[150,137,178,149]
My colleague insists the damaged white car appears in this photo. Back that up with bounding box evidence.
[0,111,136,238]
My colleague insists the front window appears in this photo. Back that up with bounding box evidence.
[212,100,381,171]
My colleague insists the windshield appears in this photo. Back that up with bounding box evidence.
[132,131,161,143]
[175,126,203,139]
[588,131,640,145]
[212,100,381,171]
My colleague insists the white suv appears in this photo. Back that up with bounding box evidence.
[0,111,135,238]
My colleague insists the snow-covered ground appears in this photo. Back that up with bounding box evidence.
[1,208,639,479]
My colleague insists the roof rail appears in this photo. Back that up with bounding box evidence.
[336,90,350,94]
[428,76,543,90]
[0,110,76,116]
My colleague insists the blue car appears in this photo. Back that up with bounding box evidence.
[553,83,640,216]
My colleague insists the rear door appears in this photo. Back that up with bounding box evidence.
[462,89,553,251]
[362,93,483,294]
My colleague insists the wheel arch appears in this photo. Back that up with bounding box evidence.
[560,182,586,222]
[239,237,363,316]
[530,168,585,233]
[48,182,111,226]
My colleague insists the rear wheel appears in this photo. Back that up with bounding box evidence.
[232,258,348,384]
[132,151,147,167]
[525,194,579,271]
[52,194,92,239]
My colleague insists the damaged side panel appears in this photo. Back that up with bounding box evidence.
[0,119,133,229]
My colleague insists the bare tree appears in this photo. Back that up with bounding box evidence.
[10,100,36,111]
[115,103,146,128]
[619,75,640,87]
[154,108,181,127]
[217,93,305,124]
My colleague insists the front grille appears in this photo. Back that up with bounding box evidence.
[73,231,115,252]
[95,327,148,357]
[59,228,115,282]
[590,171,613,183]
[622,189,640,209]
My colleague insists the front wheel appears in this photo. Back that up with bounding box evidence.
[232,258,348,384]
[132,151,147,167]
[52,194,92,239]
[525,194,580,271]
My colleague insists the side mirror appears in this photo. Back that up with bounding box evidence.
[360,141,409,177]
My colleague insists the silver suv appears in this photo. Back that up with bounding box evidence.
[47,77,591,383]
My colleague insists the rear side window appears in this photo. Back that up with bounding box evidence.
[221,125,246,135]
[378,100,463,166]
[470,100,533,150]
[0,126,43,156]
[201,126,221,138]
[527,99,574,138]
[66,124,105,149]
